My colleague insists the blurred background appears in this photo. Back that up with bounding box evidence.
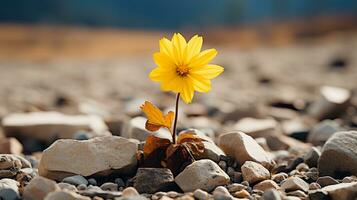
[0,0,357,122]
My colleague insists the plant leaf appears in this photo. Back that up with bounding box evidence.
[140,101,174,132]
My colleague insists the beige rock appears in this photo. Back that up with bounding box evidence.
[253,180,280,191]
[39,136,137,180]
[219,131,274,169]
[44,190,90,200]
[0,154,31,170]
[234,118,279,138]
[175,159,230,192]
[309,182,357,200]
[265,134,311,151]
[2,112,109,142]
[23,176,60,200]
[0,138,23,155]
[281,177,309,192]
[241,161,270,184]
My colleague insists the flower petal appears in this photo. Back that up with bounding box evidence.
[185,35,203,63]
[188,74,211,93]
[180,78,194,103]
[149,67,175,82]
[172,33,187,65]
[189,48,217,68]
[153,53,176,69]
[190,64,224,79]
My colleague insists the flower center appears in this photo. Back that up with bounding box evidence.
[176,65,190,76]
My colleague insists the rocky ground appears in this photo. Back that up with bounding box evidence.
[0,27,357,200]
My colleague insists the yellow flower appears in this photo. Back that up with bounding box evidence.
[149,33,224,103]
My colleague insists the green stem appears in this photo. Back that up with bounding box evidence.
[172,93,180,144]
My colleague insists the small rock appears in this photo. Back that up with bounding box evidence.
[0,154,31,170]
[77,184,87,190]
[114,178,125,187]
[212,186,233,200]
[2,112,109,143]
[265,134,311,151]
[175,159,230,192]
[309,182,321,190]
[342,176,357,183]
[0,179,19,200]
[272,173,288,183]
[295,163,309,172]
[122,187,140,196]
[39,136,137,180]
[317,176,339,187]
[62,175,88,186]
[309,182,357,200]
[308,86,351,120]
[105,115,130,136]
[318,131,357,178]
[233,189,250,198]
[253,180,280,191]
[100,182,118,191]
[281,119,310,140]
[227,183,247,193]
[57,182,77,191]
[0,137,23,155]
[262,189,282,200]
[241,161,270,184]
[193,189,210,200]
[218,161,227,172]
[286,190,307,198]
[234,118,279,138]
[44,190,90,200]
[308,120,341,145]
[219,131,274,169]
[232,172,242,183]
[281,177,309,192]
[88,178,97,186]
[134,168,174,193]
[23,176,60,200]
[303,147,321,168]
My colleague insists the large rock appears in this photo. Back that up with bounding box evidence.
[2,112,110,143]
[234,118,279,138]
[309,182,357,200]
[0,179,19,200]
[39,136,138,180]
[308,86,351,120]
[241,161,270,184]
[318,131,357,178]
[23,176,60,200]
[175,159,230,192]
[134,168,175,193]
[308,120,341,145]
[219,131,274,169]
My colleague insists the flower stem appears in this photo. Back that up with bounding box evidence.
[172,93,180,144]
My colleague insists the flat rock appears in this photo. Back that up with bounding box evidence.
[309,182,357,200]
[23,176,60,200]
[308,120,341,145]
[308,86,351,120]
[39,136,137,180]
[316,176,339,187]
[265,134,311,151]
[175,159,230,192]
[44,190,90,200]
[234,118,279,138]
[2,112,110,143]
[241,161,270,184]
[219,131,274,169]
[62,175,88,186]
[0,178,19,200]
[318,131,357,178]
[134,168,175,193]
[262,189,282,200]
[281,177,309,192]
[0,138,23,155]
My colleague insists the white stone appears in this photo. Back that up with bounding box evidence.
[39,136,137,180]
[281,177,309,192]
[0,179,19,200]
[175,159,230,192]
[23,176,60,200]
[2,112,110,142]
[219,131,274,169]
